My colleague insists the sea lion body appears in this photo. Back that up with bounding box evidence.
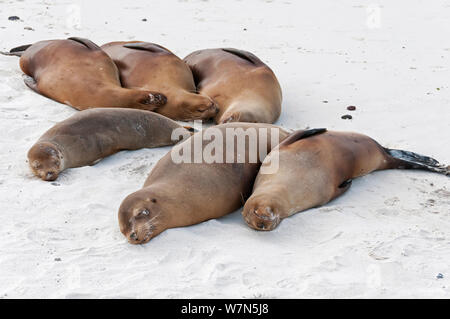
[16,38,166,110]
[243,129,449,231]
[28,108,190,181]
[118,122,290,244]
[101,41,218,121]
[183,48,282,124]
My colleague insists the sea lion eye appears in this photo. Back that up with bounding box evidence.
[140,209,150,216]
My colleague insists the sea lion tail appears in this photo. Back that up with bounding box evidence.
[384,148,449,176]
[1,44,32,57]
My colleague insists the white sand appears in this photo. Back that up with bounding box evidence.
[0,0,449,298]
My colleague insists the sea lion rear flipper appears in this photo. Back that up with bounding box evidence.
[1,44,32,57]
[384,148,449,176]
[222,48,264,65]
[68,37,101,50]
[23,75,39,94]
[123,42,170,54]
[279,128,327,147]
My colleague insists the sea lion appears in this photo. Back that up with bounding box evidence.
[28,108,192,181]
[183,48,282,124]
[242,129,449,231]
[7,37,167,110]
[118,122,290,244]
[101,41,218,121]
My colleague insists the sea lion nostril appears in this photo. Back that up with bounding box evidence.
[257,222,265,229]
[130,232,138,241]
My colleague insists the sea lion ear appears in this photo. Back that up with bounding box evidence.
[279,128,327,147]
[67,37,101,50]
[139,92,167,106]
[123,42,170,54]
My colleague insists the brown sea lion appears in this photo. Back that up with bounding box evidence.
[242,129,449,231]
[183,48,282,124]
[118,122,290,244]
[101,41,218,121]
[7,37,167,110]
[28,108,192,181]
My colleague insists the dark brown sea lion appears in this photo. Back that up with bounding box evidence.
[101,41,218,121]
[7,37,167,110]
[118,122,290,244]
[242,129,449,231]
[183,48,282,124]
[28,108,191,181]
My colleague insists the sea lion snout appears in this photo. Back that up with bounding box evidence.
[192,96,219,120]
[242,202,281,231]
[125,219,154,245]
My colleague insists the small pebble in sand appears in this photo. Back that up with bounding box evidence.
[341,114,352,120]
[322,100,328,103]
[437,273,444,279]
[243,28,247,31]
[142,18,147,22]
[347,105,356,111]
[54,258,61,262]
[8,16,20,21]
[24,26,34,31]
[51,182,60,186]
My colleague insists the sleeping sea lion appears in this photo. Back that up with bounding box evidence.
[28,108,191,181]
[101,41,218,121]
[6,37,167,110]
[183,48,282,124]
[242,129,449,231]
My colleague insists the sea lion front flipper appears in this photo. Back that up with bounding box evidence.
[123,42,170,54]
[1,44,32,57]
[138,92,167,109]
[68,37,101,50]
[333,179,353,199]
[279,128,327,147]
[23,75,40,94]
[222,48,264,66]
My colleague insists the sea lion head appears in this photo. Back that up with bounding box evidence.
[27,142,64,181]
[118,188,165,244]
[242,193,287,231]
[178,92,219,120]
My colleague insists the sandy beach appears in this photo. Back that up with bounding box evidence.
[0,0,449,298]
